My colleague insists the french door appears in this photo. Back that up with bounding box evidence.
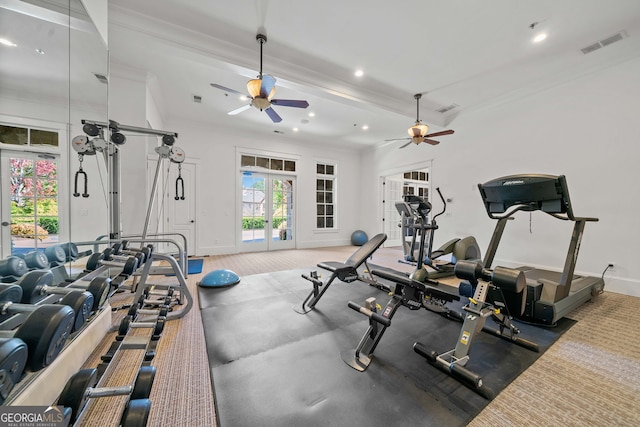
[1,151,60,257]
[240,172,295,251]
[382,177,404,247]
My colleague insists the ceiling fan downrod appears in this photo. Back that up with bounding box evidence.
[257,34,267,78]
[414,93,422,123]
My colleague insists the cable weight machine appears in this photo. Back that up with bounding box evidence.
[72,120,193,320]
[72,119,183,241]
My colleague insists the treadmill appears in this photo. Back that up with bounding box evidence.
[478,174,604,325]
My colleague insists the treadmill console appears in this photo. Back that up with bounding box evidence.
[478,174,575,219]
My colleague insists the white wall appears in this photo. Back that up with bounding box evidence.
[108,71,148,236]
[161,117,363,255]
[362,56,640,296]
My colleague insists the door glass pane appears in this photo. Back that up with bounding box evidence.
[272,179,293,241]
[242,175,266,243]
[9,156,59,254]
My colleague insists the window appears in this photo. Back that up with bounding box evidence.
[316,162,336,229]
[241,154,296,172]
[0,124,59,147]
[402,169,429,198]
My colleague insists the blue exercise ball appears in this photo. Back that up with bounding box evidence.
[198,269,240,288]
[351,230,368,246]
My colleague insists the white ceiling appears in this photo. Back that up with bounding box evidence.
[3,1,640,148]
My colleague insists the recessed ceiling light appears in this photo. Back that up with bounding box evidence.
[354,69,364,77]
[35,48,45,55]
[308,112,315,117]
[0,38,17,47]
[533,33,547,43]
[362,125,369,130]
[293,127,299,132]
[240,95,249,101]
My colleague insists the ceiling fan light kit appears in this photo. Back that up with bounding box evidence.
[385,93,455,148]
[210,33,309,123]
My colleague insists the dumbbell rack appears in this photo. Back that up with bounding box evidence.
[3,264,114,405]
[132,252,192,320]
[60,300,166,426]
[5,303,111,406]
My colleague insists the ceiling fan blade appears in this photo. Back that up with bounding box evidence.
[425,129,454,138]
[260,75,277,98]
[264,107,282,123]
[424,139,441,145]
[398,141,413,149]
[211,83,244,95]
[271,99,309,108]
[228,104,252,115]
[385,137,410,142]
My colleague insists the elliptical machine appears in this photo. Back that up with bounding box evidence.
[397,188,482,281]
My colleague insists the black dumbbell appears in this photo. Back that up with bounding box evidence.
[0,337,29,404]
[118,242,153,261]
[58,367,153,425]
[17,250,49,270]
[16,271,94,331]
[16,270,109,311]
[0,257,28,282]
[118,315,165,339]
[108,246,147,269]
[0,284,75,371]
[85,249,138,276]
[66,277,111,311]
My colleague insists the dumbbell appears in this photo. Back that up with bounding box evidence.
[0,337,29,404]
[0,257,28,282]
[117,314,166,339]
[118,241,154,260]
[0,284,75,371]
[16,270,95,331]
[17,250,49,270]
[85,249,139,276]
[106,246,148,270]
[44,245,67,267]
[58,367,153,426]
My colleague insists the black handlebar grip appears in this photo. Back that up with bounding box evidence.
[347,301,391,327]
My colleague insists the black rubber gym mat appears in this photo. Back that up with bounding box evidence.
[199,269,574,426]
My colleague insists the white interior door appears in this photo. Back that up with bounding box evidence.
[167,161,197,256]
[382,176,404,247]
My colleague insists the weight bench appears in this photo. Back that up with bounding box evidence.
[295,233,388,314]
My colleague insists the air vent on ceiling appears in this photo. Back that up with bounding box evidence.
[193,95,202,103]
[93,73,108,84]
[436,104,459,114]
[580,31,627,55]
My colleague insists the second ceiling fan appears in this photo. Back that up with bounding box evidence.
[210,34,309,123]
[386,93,455,148]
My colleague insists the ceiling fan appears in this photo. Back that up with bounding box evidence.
[210,34,309,123]
[385,93,455,148]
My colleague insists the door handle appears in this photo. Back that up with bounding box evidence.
[190,220,195,223]
[1,221,9,227]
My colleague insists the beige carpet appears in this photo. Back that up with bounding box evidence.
[80,246,639,426]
